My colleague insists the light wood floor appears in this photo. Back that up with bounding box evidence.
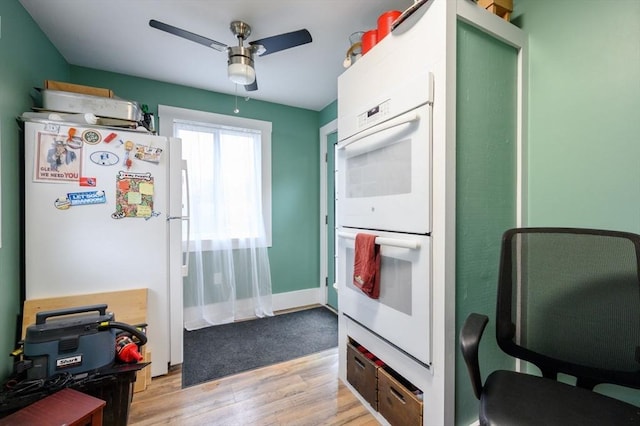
[128,347,379,425]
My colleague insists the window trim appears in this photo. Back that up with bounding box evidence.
[158,105,272,247]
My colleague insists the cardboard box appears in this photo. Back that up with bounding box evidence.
[45,80,114,98]
[477,0,513,21]
[378,368,423,426]
[134,348,151,393]
[346,343,380,410]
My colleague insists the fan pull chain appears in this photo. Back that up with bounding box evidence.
[234,84,240,114]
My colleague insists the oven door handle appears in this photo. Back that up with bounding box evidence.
[338,231,421,250]
[337,109,420,150]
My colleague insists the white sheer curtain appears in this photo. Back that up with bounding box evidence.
[176,120,273,330]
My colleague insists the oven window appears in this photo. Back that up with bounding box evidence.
[345,248,412,315]
[346,138,411,198]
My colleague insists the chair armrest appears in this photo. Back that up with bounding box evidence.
[460,313,489,400]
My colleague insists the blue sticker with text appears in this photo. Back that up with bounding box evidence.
[67,190,107,206]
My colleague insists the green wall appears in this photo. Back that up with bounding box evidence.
[456,0,640,421]
[319,100,337,128]
[0,0,69,379]
[511,0,640,408]
[69,67,321,296]
[516,0,640,232]
[454,21,518,425]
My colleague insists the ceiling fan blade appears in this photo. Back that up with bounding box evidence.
[149,19,228,52]
[249,29,312,56]
[245,78,258,92]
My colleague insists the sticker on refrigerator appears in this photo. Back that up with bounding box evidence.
[134,144,163,164]
[67,190,106,206]
[34,132,82,183]
[112,171,154,219]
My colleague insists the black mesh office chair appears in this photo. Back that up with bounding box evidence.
[460,227,640,425]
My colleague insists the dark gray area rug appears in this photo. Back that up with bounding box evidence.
[182,306,338,388]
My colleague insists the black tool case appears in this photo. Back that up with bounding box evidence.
[23,304,116,380]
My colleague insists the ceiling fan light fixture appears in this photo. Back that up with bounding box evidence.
[228,62,255,85]
[228,46,256,85]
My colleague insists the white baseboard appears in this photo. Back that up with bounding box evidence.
[272,287,323,312]
[183,287,323,327]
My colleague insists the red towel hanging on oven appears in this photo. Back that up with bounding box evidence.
[353,233,381,299]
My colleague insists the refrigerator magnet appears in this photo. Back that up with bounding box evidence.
[144,211,162,220]
[82,129,102,145]
[65,137,83,150]
[54,197,71,210]
[89,151,119,166]
[124,141,134,169]
[79,177,97,187]
[66,128,83,149]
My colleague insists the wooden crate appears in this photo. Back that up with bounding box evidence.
[477,0,513,21]
[346,343,381,410]
[45,80,114,98]
[378,368,423,426]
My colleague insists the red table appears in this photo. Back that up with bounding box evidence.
[0,388,106,426]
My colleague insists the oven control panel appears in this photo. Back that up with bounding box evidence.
[357,100,391,130]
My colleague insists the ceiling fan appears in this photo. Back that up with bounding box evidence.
[149,19,312,92]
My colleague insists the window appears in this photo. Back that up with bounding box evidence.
[159,105,272,248]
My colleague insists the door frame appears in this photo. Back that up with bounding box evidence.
[319,119,337,306]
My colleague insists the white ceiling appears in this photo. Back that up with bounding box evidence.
[19,0,415,111]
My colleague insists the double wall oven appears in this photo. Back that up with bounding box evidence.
[337,69,434,366]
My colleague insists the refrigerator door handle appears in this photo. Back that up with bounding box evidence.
[167,159,190,277]
[180,160,190,277]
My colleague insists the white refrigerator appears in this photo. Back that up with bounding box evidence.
[22,119,187,377]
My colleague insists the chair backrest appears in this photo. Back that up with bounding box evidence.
[496,227,640,390]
